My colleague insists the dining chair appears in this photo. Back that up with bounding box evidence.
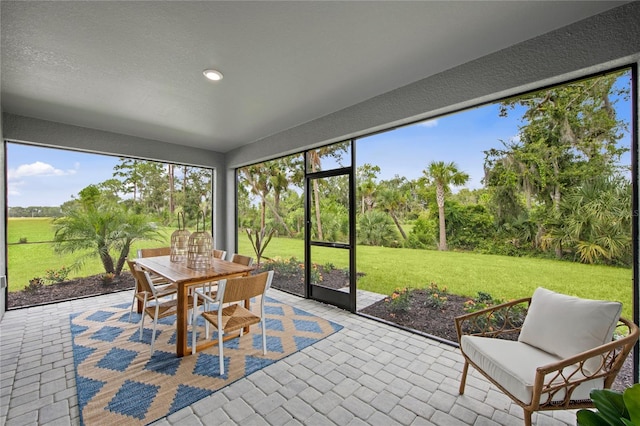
[230,253,254,267]
[137,247,173,285]
[191,270,274,375]
[197,249,228,304]
[137,247,171,258]
[213,249,227,260]
[127,259,193,355]
[197,251,251,309]
[128,252,176,315]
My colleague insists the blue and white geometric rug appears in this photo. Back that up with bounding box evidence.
[70,296,343,425]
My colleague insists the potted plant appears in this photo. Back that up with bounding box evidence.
[576,384,640,425]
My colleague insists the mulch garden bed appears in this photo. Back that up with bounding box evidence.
[8,273,136,309]
[7,268,633,390]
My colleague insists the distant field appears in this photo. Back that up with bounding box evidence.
[7,218,633,320]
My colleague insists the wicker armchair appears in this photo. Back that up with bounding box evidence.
[455,287,638,426]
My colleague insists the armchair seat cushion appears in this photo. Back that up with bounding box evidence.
[461,335,603,405]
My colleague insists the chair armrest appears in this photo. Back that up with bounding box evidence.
[530,317,639,409]
[193,288,217,305]
[155,289,175,298]
[455,297,530,341]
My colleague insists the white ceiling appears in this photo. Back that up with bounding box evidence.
[0,1,627,153]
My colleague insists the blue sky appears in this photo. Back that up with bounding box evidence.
[357,103,525,190]
[7,145,119,207]
[7,72,632,207]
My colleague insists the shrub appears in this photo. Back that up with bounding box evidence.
[358,211,399,247]
[323,262,336,271]
[424,282,448,309]
[388,287,411,313]
[405,214,437,249]
[463,291,527,334]
[26,277,44,292]
[259,256,323,284]
[101,272,115,284]
[44,266,72,283]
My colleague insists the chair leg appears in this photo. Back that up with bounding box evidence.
[191,300,199,355]
[129,294,136,322]
[150,320,157,356]
[523,409,532,426]
[139,313,146,341]
[459,361,469,395]
[262,320,267,354]
[219,330,224,375]
[150,305,160,356]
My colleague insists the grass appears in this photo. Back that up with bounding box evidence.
[7,218,172,291]
[8,218,633,319]
[239,233,633,319]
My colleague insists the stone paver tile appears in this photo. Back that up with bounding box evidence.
[327,405,355,425]
[265,406,294,425]
[223,397,253,423]
[370,389,401,414]
[283,396,315,422]
[367,411,403,426]
[200,407,230,425]
[431,410,469,426]
[304,412,336,425]
[4,409,38,426]
[427,390,457,413]
[39,400,69,424]
[341,394,375,419]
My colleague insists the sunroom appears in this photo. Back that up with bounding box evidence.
[1,2,639,425]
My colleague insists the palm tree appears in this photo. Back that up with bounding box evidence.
[543,176,631,265]
[377,177,409,240]
[422,161,469,250]
[53,185,160,275]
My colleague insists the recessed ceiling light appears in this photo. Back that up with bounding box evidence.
[203,69,223,81]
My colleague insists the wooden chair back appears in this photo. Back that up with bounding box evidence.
[231,253,253,267]
[126,258,156,296]
[218,271,272,304]
[213,249,227,260]
[138,247,171,258]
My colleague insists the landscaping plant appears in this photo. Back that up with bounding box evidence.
[576,384,640,426]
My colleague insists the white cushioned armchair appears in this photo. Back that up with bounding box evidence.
[455,287,638,426]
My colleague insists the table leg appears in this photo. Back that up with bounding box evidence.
[176,284,189,357]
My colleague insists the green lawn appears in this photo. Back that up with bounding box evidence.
[7,218,633,320]
[7,218,172,291]
[239,233,633,319]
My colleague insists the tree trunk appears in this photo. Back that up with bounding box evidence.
[390,211,407,240]
[436,184,447,250]
[553,183,563,259]
[99,248,115,274]
[264,198,294,237]
[552,161,562,259]
[313,179,323,240]
[438,204,447,251]
[168,164,175,214]
[260,199,266,230]
[115,242,131,276]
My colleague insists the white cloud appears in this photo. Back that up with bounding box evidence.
[8,161,75,180]
[416,119,438,128]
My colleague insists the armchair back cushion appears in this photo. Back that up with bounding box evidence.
[518,287,622,374]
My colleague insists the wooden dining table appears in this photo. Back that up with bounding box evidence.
[134,255,255,357]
